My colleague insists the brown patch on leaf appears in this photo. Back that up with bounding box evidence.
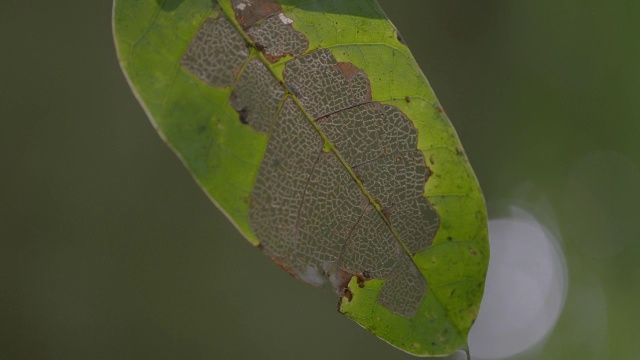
[334,62,364,81]
[322,261,355,294]
[337,288,353,314]
[355,272,372,288]
[337,61,374,109]
[336,269,354,291]
[262,51,284,63]
[342,288,353,302]
[232,0,282,28]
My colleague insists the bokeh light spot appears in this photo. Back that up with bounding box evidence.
[469,206,568,359]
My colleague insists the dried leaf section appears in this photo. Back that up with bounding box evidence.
[181,2,439,318]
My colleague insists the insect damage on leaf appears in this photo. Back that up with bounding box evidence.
[246,14,309,62]
[284,49,371,119]
[232,0,282,28]
[235,0,308,62]
[230,59,285,133]
[178,1,440,319]
[180,16,249,87]
[114,0,489,356]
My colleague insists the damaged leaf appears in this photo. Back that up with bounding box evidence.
[113,0,488,356]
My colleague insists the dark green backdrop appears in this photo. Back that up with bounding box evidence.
[2,1,638,359]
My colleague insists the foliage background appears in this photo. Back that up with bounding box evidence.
[1,1,638,359]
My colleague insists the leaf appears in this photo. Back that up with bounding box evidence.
[113,0,489,356]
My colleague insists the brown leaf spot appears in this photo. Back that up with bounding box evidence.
[323,261,355,294]
[356,272,368,288]
[334,62,363,81]
[263,52,284,63]
[232,0,282,28]
[342,288,353,302]
[337,288,353,314]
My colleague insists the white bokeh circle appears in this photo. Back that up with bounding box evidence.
[468,207,568,359]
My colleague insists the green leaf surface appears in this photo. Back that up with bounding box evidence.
[113,0,489,356]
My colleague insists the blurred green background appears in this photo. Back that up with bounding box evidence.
[1,1,638,359]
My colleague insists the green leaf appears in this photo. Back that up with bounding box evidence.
[113,0,489,356]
